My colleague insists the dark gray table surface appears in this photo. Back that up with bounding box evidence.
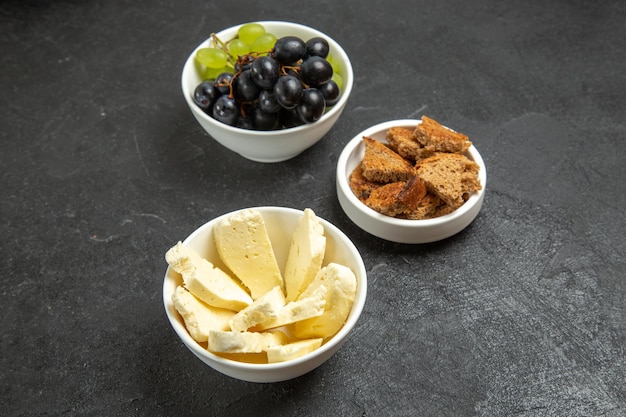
[2,0,625,416]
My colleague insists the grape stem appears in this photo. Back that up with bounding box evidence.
[211,33,237,68]
[210,33,229,52]
[280,64,300,75]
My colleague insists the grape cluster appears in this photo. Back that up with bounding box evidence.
[192,23,342,130]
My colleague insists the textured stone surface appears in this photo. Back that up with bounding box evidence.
[1,1,624,416]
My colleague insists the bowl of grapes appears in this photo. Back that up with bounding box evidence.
[181,21,354,163]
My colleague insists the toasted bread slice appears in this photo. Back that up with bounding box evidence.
[386,127,422,160]
[415,153,481,209]
[348,163,381,202]
[360,137,414,183]
[404,193,445,220]
[364,176,427,217]
[413,116,471,154]
[432,201,458,218]
[386,126,437,162]
[365,182,411,217]
[397,176,427,208]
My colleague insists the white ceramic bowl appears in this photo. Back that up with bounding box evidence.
[163,206,367,383]
[181,21,354,163]
[336,119,487,244]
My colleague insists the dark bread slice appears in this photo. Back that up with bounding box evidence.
[364,176,427,218]
[349,163,381,202]
[413,116,471,154]
[386,126,437,162]
[360,137,414,183]
[415,153,481,209]
[404,193,445,220]
[397,176,427,208]
[365,182,410,217]
[432,201,458,218]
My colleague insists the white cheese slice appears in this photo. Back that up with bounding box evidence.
[229,286,286,332]
[255,285,327,331]
[293,263,357,339]
[266,338,324,363]
[284,208,326,302]
[166,242,252,311]
[165,241,202,275]
[208,330,288,354]
[171,286,235,342]
[213,209,283,300]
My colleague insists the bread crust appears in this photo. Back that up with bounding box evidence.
[415,153,482,209]
[365,182,411,217]
[397,175,427,208]
[360,137,415,183]
[386,126,439,163]
[363,176,428,218]
[413,115,471,154]
[404,193,445,220]
[348,162,379,202]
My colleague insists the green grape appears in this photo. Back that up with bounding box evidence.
[228,38,249,60]
[250,32,277,55]
[331,72,343,90]
[238,22,265,45]
[326,53,341,74]
[203,65,230,80]
[196,47,228,68]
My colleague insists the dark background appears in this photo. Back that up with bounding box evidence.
[2,1,625,416]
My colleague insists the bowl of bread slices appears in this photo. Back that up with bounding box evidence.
[336,116,486,244]
[163,206,367,382]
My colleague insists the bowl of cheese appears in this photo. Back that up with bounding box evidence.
[162,206,367,382]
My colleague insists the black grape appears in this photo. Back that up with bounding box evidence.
[317,80,340,106]
[212,95,239,126]
[258,89,281,113]
[214,72,233,95]
[279,107,306,128]
[273,75,303,109]
[305,37,329,58]
[272,36,306,65]
[300,56,333,87]
[233,69,260,102]
[251,106,280,130]
[193,80,219,112]
[250,56,279,89]
[296,88,326,123]
[236,115,254,129]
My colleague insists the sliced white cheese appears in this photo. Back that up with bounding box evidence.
[166,242,252,311]
[172,286,235,342]
[229,286,286,332]
[284,208,326,302]
[213,209,283,300]
[208,330,288,354]
[255,285,327,331]
[293,263,357,339]
[266,338,324,363]
[165,241,202,275]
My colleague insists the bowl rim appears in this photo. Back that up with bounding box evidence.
[336,118,487,229]
[181,20,354,136]
[162,206,367,372]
